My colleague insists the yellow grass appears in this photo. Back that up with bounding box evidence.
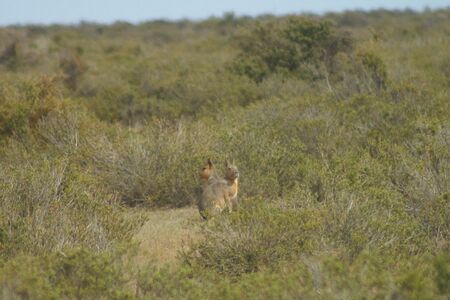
[132,207,201,266]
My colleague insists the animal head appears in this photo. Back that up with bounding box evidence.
[225,158,239,181]
[199,158,215,182]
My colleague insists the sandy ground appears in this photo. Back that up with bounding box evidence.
[132,207,202,266]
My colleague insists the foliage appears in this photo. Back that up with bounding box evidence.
[0,8,449,299]
[0,248,135,299]
[231,17,353,82]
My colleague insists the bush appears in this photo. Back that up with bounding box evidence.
[59,49,87,90]
[0,143,144,257]
[0,248,135,299]
[0,41,19,70]
[0,99,145,257]
[183,198,326,276]
[232,17,353,83]
[0,76,65,137]
[358,50,388,90]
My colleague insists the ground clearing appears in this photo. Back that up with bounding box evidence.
[132,207,201,266]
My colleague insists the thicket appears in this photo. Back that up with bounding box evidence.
[0,8,449,299]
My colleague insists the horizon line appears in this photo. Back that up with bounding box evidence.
[1,5,448,27]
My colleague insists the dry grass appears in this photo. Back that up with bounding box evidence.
[132,207,201,266]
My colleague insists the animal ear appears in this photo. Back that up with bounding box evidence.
[225,157,230,167]
[207,158,213,168]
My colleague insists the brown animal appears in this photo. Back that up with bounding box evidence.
[224,159,239,210]
[197,158,235,219]
[198,158,220,185]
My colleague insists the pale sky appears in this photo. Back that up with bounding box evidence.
[0,0,448,26]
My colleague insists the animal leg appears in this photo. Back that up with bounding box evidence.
[224,188,232,213]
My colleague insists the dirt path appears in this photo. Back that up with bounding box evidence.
[132,207,201,266]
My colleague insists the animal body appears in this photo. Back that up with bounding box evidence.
[197,158,239,219]
[224,159,239,210]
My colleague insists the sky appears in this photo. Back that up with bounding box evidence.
[0,0,449,26]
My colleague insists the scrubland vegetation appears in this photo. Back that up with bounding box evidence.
[0,8,449,299]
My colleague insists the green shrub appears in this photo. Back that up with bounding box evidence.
[59,49,87,90]
[232,17,353,83]
[434,251,450,295]
[358,50,388,90]
[0,150,144,257]
[0,41,20,70]
[82,120,220,207]
[0,105,145,257]
[184,198,326,276]
[0,76,65,138]
[0,248,135,299]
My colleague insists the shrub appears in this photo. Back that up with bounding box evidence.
[232,17,353,83]
[434,251,450,295]
[0,41,19,70]
[183,198,326,276]
[0,248,135,299]
[0,146,144,257]
[83,120,223,207]
[358,50,389,90]
[0,105,145,257]
[59,49,87,90]
[0,76,64,137]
